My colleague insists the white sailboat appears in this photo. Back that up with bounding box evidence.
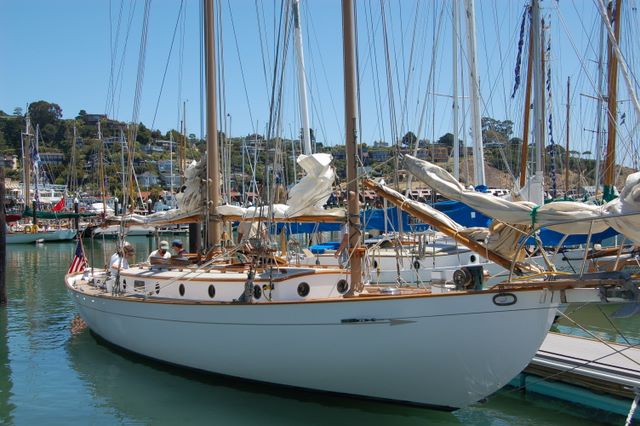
[66,0,636,410]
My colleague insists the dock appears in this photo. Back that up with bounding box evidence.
[513,332,640,418]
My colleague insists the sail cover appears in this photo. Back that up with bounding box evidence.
[404,155,640,243]
[217,153,345,220]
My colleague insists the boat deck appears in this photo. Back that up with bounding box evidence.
[525,332,640,399]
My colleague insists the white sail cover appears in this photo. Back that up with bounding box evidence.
[115,158,205,225]
[404,155,640,243]
[217,153,345,220]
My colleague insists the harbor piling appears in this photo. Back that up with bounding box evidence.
[73,198,80,230]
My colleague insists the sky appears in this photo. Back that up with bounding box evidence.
[1,0,638,167]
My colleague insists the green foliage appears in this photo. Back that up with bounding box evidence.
[28,100,63,129]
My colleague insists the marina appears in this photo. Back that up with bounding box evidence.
[2,0,640,423]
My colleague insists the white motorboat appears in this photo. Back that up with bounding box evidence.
[7,228,76,244]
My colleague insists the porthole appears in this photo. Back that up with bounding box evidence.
[337,279,349,294]
[122,279,127,290]
[470,255,477,263]
[208,285,216,299]
[179,284,185,296]
[413,260,420,269]
[297,282,310,297]
[253,285,262,300]
[372,260,378,269]
[155,282,160,295]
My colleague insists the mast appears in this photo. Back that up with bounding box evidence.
[21,115,31,205]
[531,0,545,191]
[463,0,485,187]
[292,0,312,155]
[342,0,362,293]
[205,0,221,248]
[97,122,107,216]
[603,0,622,201]
[181,101,187,186]
[565,77,570,196]
[594,16,606,199]
[70,124,78,195]
[519,11,534,188]
[452,0,460,180]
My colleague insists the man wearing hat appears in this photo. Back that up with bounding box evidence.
[110,241,135,275]
[148,240,172,263]
[171,240,188,259]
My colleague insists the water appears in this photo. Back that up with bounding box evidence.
[0,238,631,425]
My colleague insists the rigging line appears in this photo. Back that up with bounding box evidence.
[111,2,137,120]
[305,2,343,140]
[131,0,152,127]
[364,0,387,144]
[176,1,186,131]
[227,0,256,133]
[150,0,185,129]
[255,0,272,102]
[398,0,421,138]
[106,0,125,116]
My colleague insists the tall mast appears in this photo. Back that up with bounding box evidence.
[463,0,485,187]
[452,0,460,180]
[565,77,570,195]
[603,0,622,201]
[70,124,78,195]
[205,0,220,248]
[21,115,31,205]
[181,101,187,186]
[594,15,606,199]
[531,0,544,176]
[342,0,361,293]
[519,11,534,188]
[293,0,312,155]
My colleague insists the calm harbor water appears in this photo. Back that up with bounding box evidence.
[0,238,632,425]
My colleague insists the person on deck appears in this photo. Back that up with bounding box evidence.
[110,242,135,275]
[147,240,171,263]
[171,240,188,258]
[335,222,350,267]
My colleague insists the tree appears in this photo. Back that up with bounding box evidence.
[437,133,455,147]
[481,117,513,144]
[401,131,417,147]
[28,100,63,128]
[13,107,23,117]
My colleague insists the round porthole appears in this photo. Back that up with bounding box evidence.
[470,255,477,263]
[413,260,420,269]
[208,285,216,299]
[179,284,185,296]
[155,282,160,294]
[372,260,378,269]
[253,285,262,299]
[297,282,310,297]
[122,279,127,290]
[337,279,349,294]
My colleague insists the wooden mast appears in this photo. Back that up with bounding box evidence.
[205,0,221,248]
[603,0,622,201]
[565,77,571,196]
[342,0,362,293]
[519,17,535,188]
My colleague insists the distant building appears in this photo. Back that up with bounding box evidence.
[39,152,65,165]
[139,171,160,188]
[1,155,18,170]
[82,114,108,125]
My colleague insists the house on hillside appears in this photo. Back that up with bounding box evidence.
[139,171,159,188]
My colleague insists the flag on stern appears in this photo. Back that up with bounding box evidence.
[68,238,87,274]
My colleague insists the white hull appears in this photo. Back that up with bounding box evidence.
[67,271,560,409]
[7,229,76,244]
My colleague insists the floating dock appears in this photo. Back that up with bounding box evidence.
[512,332,639,417]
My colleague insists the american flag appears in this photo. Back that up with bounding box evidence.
[68,238,87,274]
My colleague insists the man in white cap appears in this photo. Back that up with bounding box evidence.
[148,240,171,263]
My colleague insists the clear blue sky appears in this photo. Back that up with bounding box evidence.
[1,0,638,167]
